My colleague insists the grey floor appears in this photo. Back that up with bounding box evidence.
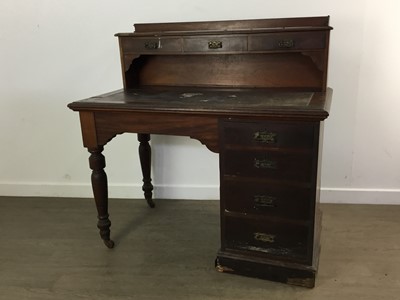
[0,197,399,300]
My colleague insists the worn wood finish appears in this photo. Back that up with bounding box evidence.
[69,88,332,120]
[223,216,310,261]
[219,119,322,282]
[221,178,312,220]
[68,16,332,287]
[215,252,317,288]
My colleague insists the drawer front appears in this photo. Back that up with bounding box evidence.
[221,120,315,150]
[224,216,309,261]
[223,150,312,183]
[120,37,182,53]
[183,36,247,52]
[248,31,326,51]
[221,179,311,220]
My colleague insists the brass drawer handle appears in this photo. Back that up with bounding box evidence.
[277,39,295,48]
[254,195,277,208]
[253,131,277,144]
[208,40,223,49]
[254,232,275,243]
[254,158,277,169]
[144,41,159,50]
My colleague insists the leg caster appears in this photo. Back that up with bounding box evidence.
[98,214,114,249]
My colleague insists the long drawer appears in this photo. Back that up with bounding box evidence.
[224,216,309,262]
[221,178,311,220]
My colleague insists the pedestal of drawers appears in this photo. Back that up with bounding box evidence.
[216,118,323,288]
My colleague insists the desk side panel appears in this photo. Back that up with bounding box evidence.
[79,111,98,148]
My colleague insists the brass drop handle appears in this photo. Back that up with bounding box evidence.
[253,195,277,208]
[253,232,275,243]
[144,39,161,50]
[253,131,277,144]
[277,39,295,48]
[208,40,223,49]
[254,158,277,169]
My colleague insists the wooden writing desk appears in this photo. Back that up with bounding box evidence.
[68,16,333,287]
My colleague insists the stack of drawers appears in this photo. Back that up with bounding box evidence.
[217,118,322,287]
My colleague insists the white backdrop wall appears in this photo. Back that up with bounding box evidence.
[1,0,399,204]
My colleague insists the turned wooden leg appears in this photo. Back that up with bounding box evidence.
[88,146,114,248]
[137,133,155,208]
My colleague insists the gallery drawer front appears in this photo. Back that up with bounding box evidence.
[183,35,247,52]
[120,37,182,53]
[221,120,315,150]
[248,31,326,51]
[223,150,312,183]
[224,216,309,261]
[221,179,311,220]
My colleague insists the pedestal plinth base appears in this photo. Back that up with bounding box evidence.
[215,250,318,288]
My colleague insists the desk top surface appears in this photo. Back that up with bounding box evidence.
[68,87,331,120]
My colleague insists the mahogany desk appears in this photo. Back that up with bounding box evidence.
[68,16,332,287]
